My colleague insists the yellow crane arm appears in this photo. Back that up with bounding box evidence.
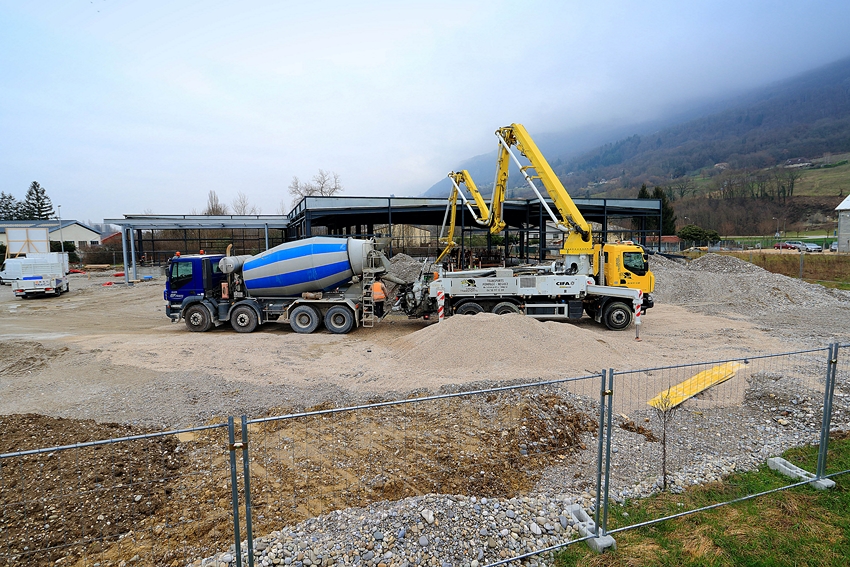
[495,123,592,255]
[436,170,501,263]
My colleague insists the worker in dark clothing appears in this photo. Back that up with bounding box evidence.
[372,275,388,318]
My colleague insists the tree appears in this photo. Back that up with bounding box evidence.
[651,389,679,491]
[652,186,677,235]
[231,191,260,215]
[288,169,343,205]
[0,191,20,220]
[635,184,677,235]
[677,224,720,243]
[21,182,54,220]
[203,190,229,215]
[671,177,695,200]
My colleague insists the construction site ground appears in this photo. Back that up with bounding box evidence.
[1,254,849,565]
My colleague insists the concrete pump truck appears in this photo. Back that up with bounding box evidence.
[396,123,655,330]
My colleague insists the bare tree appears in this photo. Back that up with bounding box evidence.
[277,199,289,215]
[231,191,260,215]
[203,190,229,215]
[652,389,679,491]
[671,177,695,200]
[288,169,343,205]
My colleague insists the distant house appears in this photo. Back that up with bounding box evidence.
[784,158,813,168]
[714,162,729,170]
[100,231,122,247]
[836,196,850,253]
[0,220,102,251]
[644,235,682,253]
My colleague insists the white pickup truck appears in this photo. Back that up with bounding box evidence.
[1,253,70,297]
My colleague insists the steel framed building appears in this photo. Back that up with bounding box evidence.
[106,195,661,285]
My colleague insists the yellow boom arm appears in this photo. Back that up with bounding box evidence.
[436,170,503,263]
[495,123,592,255]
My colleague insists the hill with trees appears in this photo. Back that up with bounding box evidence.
[424,56,850,237]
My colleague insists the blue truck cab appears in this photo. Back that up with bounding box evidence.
[164,254,226,327]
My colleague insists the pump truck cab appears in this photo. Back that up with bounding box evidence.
[396,123,655,330]
[164,237,403,334]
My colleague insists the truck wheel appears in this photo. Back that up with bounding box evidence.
[492,301,520,315]
[289,305,320,334]
[324,305,355,334]
[603,301,633,331]
[456,302,484,315]
[231,305,259,333]
[185,304,213,332]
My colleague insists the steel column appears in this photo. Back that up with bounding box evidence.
[129,226,138,281]
[120,228,131,286]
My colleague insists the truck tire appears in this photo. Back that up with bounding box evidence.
[603,301,633,331]
[324,305,355,334]
[185,304,213,332]
[231,305,259,333]
[456,302,484,315]
[289,305,320,334]
[492,301,521,315]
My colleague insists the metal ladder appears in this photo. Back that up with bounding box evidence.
[361,252,382,328]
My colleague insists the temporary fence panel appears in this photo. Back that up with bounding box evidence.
[604,347,834,534]
[241,374,605,567]
[3,346,849,566]
[821,342,850,478]
[0,422,231,567]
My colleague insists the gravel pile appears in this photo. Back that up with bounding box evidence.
[650,253,850,344]
[197,492,597,567]
[388,254,427,284]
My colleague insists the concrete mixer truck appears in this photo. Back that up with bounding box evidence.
[164,237,402,334]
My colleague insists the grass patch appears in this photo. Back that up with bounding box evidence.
[556,437,850,567]
[725,252,850,289]
[795,160,850,197]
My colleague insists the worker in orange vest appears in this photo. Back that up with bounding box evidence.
[372,275,388,318]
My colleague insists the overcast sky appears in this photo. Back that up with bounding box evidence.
[2,1,850,224]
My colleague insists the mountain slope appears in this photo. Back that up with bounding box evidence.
[422,55,850,200]
[560,56,850,192]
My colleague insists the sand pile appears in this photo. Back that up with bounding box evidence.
[389,313,623,373]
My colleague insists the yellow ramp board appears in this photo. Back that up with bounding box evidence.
[649,362,744,409]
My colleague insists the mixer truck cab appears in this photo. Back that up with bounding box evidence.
[165,253,227,326]
[165,253,225,304]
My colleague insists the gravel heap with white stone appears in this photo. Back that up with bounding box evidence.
[195,492,597,567]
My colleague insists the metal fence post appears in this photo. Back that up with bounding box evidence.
[816,343,839,478]
[594,370,609,535]
[228,417,244,567]
[601,369,615,536]
[241,416,255,567]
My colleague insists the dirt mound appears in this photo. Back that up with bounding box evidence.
[390,313,623,373]
[0,415,182,566]
[0,341,66,376]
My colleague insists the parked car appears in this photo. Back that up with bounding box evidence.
[774,241,802,250]
[831,241,839,252]
[800,242,823,253]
